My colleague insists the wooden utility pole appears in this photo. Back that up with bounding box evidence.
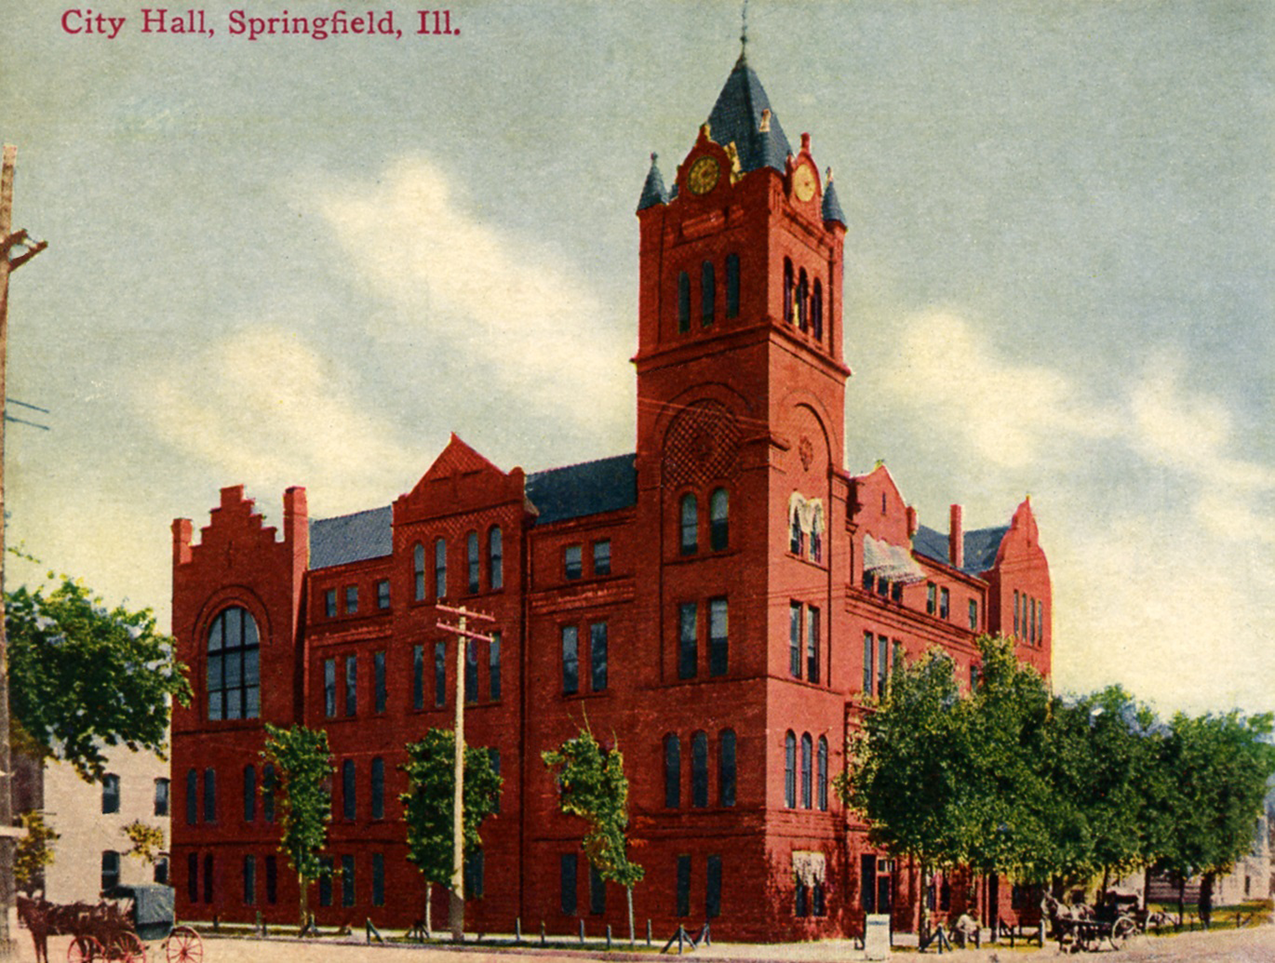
[435,603,493,943]
[0,144,47,950]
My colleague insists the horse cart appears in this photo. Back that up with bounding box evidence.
[18,884,203,963]
[1044,892,1140,953]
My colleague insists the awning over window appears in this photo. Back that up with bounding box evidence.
[789,492,825,535]
[792,850,826,887]
[864,534,926,584]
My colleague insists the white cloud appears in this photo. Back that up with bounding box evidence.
[306,156,632,434]
[139,326,421,514]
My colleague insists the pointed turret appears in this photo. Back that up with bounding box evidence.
[706,50,793,174]
[822,167,846,226]
[636,152,668,211]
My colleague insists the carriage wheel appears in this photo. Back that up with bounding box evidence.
[68,936,104,963]
[163,926,202,963]
[110,932,148,963]
[1110,916,1138,950]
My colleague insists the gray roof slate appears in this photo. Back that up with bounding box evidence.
[912,523,1009,576]
[707,53,793,174]
[822,179,846,225]
[637,154,668,211]
[525,454,637,526]
[310,506,393,570]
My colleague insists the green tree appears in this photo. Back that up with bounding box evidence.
[1153,711,1275,926]
[121,820,165,865]
[400,729,501,935]
[836,648,968,934]
[14,811,58,896]
[6,572,191,781]
[542,727,645,944]
[261,723,333,931]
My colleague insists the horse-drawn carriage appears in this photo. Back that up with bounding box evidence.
[1043,891,1140,953]
[18,884,203,963]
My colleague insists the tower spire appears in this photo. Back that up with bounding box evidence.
[740,0,749,59]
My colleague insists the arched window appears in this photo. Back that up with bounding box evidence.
[466,531,480,594]
[817,736,829,811]
[701,261,715,326]
[677,272,691,332]
[812,279,824,340]
[797,269,809,331]
[709,488,729,551]
[203,768,217,823]
[185,769,197,826]
[801,733,813,809]
[719,729,736,807]
[243,765,256,822]
[790,506,804,556]
[413,542,426,601]
[489,527,503,591]
[434,538,447,600]
[263,764,276,824]
[784,731,796,808]
[679,493,698,555]
[664,734,681,808]
[342,759,356,821]
[783,258,794,323]
[207,606,260,721]
[691,731,709,808]
[726,253,740,318]
[371,757,385,820]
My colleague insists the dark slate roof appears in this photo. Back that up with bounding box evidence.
[526,454,637,526]
[707,52,793,174]
[637,154,668,211]
[310,506,393,569]
[822,178,846,225]
[913,523,1009,576]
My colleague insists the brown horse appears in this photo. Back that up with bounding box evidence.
[16,896,51,963]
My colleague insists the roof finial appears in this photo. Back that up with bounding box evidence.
[740,0,749,57]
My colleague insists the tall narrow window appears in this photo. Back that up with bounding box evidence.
[324,589,337,618]
[344,654,357,716]
[154,778,170,817]
[207,606,260,721]
[800,733,813,809]
[676,856,692,917]
[372,854,385,907]
[263,764,276,824]
[319,857,333,907]
[701,261,715,326]
[465,848,485,899]
[434,538,447,600]
[467,531,480,594]
[323,659,336,717]
[265,855,278,905]
[863,632,874,694]
[434,642,446,708]
[203,768,216,823]
[789,603,802,678]
[489,527,503,591]
[187,853,198,904]
[1029,598,1037,645]
[806,605,820,684]
[560,854,578,915]
[564,544,583,579]
[370,757,385,820]
[707,854,723,918]
[590,621,608,692]
[412,645,424,711]
[203,854,215,904]
[679,494,698,555]
[593,539,611,576]
[101,851,121,892]
[490,749,502,814]
[940,587,950,619]
[709,488,728,551]
[927,582,938,616]
[341,854,355,907]
[790,508,804,555]
[1037,601,1044,645]
[817,736,829,811]
[590,863,605,915]
[718,729,736,807]
[709,598,728,677]
[413,542,426,602]
[968,598,979,632]
[489,632,502,701]
[243,855,256,906]
[154,856,169,886]
[186,769,197,826]
[811,279,823,340]
[797,269,809,331]
[877,635,889,697]
[725,253,740,318]
[691,731,709,808]
[678,602,697,679]
[101,774,120,814]
[377,579,391,610]
[664,733,681,808]
[374,651,386,713]
[562,625,579,695]
[783,258,794,323]
[677,271,691,333]
[243,765,256,822]
[345,585,358,614]
[342,759,356,821]
[465,639,478,703]
[784,731,796,808]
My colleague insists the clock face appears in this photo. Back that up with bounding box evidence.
[688,156,720,196]
[793,165,817,202]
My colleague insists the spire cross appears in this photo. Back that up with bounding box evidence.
[740,0,749,54]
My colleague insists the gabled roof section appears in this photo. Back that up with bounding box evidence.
[637,153,668,211]
[421,433,502,483]
[913,523,1009,577]
[310,506,392,570]
[707,52,793,174]
[525,454,637,526]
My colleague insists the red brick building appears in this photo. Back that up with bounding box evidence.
[169,51,1052,941]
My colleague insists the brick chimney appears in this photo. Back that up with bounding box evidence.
[906,506,918,538]
[949,504,964,569]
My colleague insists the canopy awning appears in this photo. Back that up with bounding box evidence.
[864,534,926,584]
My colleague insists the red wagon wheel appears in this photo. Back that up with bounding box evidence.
[110,932,148,963]
[163,926,202,963]
[68,935,104,963]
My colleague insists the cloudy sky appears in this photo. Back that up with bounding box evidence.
[3,1,1271,718]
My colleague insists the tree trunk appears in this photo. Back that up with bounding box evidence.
[424,882,433,937]
[917,861,929,939]
[1177,876,1185,927]
[626,885,635,947]
[1199,872,1214,930]
[298,872,309,935]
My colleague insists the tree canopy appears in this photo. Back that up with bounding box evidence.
[261,723,333,928]
[6,572,191,781]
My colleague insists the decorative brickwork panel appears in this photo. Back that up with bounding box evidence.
[661,400,740,489]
